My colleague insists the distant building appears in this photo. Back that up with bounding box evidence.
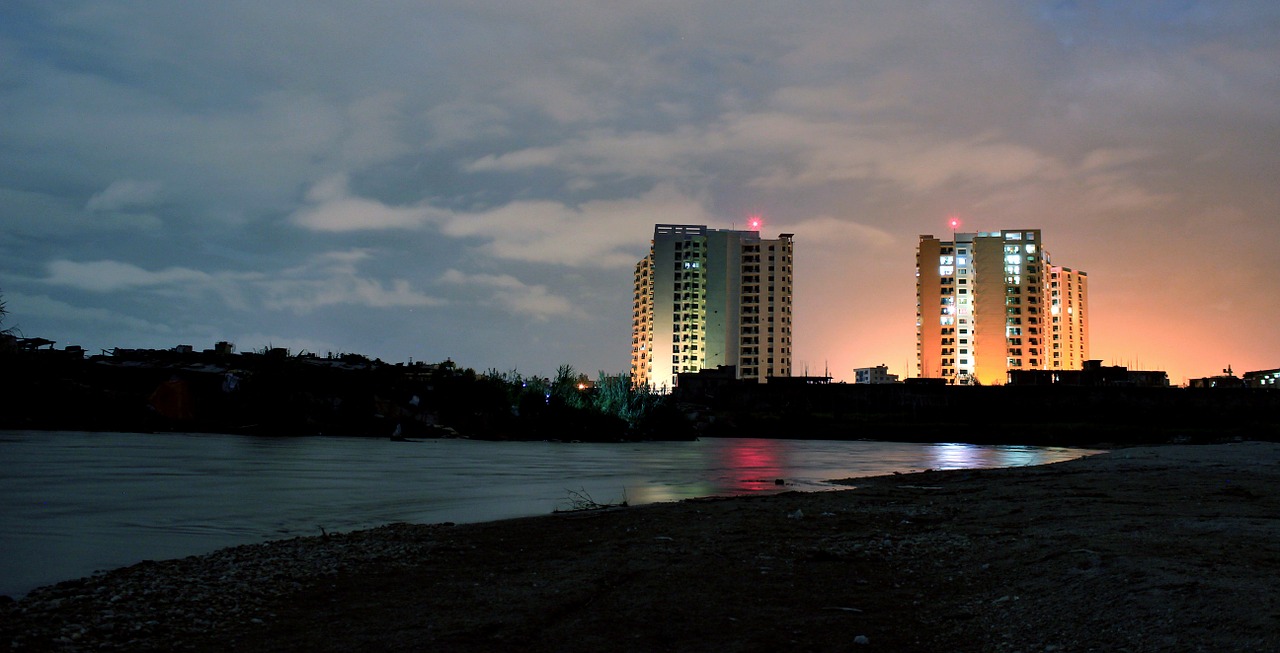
[766,374,833,388]
[674,365,747,397]
[1007,360,1168,387]
[1190,366,1245,389]
[917,228,1088,385]
[631,224,794,391]
[1243,368,1280,389]
[854,364,899,384]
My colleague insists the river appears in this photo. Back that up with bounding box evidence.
[0,430,1097,598]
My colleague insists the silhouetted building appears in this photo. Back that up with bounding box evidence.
[854,364,900,384]
[1243,368,1280,389]
[675,365,749,397]
[1007,360,1168,387]
[1190,366,1245,388]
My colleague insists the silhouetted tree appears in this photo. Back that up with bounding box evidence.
[0,289,15,356]
[592,371,664,429]
[551,364,590,410]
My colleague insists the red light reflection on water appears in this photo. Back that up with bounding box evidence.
[718,438,789,493]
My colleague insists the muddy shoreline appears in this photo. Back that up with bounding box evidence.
[4,442,1278,652]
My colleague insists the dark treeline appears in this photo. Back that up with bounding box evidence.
[0,344,693,441]
[3,322,1278,446]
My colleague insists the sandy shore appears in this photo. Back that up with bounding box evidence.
[3,441,1278,652]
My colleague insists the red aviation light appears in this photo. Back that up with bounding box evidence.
[747,215,763,231]
[948,216,961,230]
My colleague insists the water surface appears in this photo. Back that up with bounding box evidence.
[0,430,1096,597]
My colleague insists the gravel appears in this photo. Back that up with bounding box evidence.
[1,523,450,651]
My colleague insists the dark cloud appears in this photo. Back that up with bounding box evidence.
[1,1,1277,381]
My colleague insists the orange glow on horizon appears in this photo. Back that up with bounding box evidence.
[787,239,1261,388]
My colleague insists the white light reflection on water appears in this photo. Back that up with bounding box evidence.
[927,442,1048,470]
[0,431,1097,597]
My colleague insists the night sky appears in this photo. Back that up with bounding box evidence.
[2,2,1277,384]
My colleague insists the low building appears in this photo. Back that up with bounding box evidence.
[1243,368,1279,389]
[1008,360,1168,387]
[1189,366,1245,389]
[853,364,900,384]
[674,365,752,399]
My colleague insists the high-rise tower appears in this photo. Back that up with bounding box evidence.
[916,228,1087,385]
[631,224,794,391]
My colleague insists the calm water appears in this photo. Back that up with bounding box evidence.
[0,430,1096,597]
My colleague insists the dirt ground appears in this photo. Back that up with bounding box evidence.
[5,442,1280,652]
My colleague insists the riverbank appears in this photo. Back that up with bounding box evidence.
[3,441,1278,651]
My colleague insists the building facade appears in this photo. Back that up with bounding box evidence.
[916,229,1088,385]
[631,224,794,391]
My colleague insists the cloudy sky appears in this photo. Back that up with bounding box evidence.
[2,1,1277,384]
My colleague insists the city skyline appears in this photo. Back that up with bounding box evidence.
[2,3,1278,384]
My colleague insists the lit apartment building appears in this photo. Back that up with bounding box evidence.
[1049,265,1089,370]
[631,224,794,391]
[916,229,1088,385]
